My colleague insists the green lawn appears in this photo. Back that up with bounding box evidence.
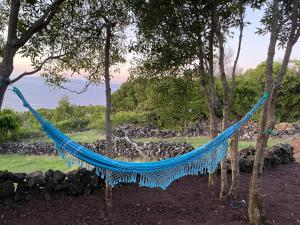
[136,136,281,149]
[67,129,105,143]
[24,129,105,143]
[0,154,77,173]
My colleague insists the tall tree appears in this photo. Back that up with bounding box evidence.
[46,0,129,208]
[211,0,250,199]
[1,0,129,207]
[248,0,300,224]
[129,0,251,196]
[228,6,246,199]
[0,0,70,109]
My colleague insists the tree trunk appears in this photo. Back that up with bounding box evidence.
[0,0,21,110]
[206,17,219,189]
[0,58,16,109]
[228,8,244,199]
[208,111,218,188]
[196,28,218,189]
[228,117,240,199]
[266,0,299,135]
[0,83,8,109]
[248,0,300,223]
[213,7,229,199]
[248,1,279,224]
[104,24,113,209]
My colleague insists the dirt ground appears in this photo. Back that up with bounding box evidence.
[0,159,299,225]
[1,136,299,225]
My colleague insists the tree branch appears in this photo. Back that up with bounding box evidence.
[230,7,245,103]
[15,0,66,47]
[10,53,66,84]
[55,62,103,94]
[57,80,93,94]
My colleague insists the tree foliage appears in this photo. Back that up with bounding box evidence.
[113,61,300,128]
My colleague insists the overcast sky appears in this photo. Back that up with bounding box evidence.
[11,7,300,84]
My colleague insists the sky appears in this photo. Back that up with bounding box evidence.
[10,7,300,84]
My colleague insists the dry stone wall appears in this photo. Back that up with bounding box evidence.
[0,144,295,205]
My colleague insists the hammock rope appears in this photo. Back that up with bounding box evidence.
[11,87,269,189]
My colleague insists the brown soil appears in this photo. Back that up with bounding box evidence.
[1,162,300,225]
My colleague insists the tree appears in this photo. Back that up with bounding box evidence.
[0,0,70,109]
[248,0,300,224]
[211,1,246,199]
[128,0,251,196]
[52,0,129,208]
[1,0,129,208]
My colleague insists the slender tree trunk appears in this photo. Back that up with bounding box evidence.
[220,72,229,200]
[248,1,279,224]
[196,27,218,189]
[104,24,113,209]
[229,116,240,199]
[228,8,244,199]
[207,24,218,189]
[266,0,300,135]
[208,112,218,188]
[213,6,229,199]
[248,0,300,223]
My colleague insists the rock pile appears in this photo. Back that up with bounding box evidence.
[0,142,56,155]
[238,143,295,173]
[180,120,300,140]
[274,122,300,135]
[0,168,104,204]
[180,119,212,137]
[81,140,194,160]
[0,140,195,161]
[113,124,177,139]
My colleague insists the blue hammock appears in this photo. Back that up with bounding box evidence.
[12,87,268,189]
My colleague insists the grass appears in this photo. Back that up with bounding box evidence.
[21,129,283,149]
[23,129,105,143]
[67,129,105,143]
[0,154,77,173]
[136,136,281,149]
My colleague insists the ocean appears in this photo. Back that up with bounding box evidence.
[3,77,121,111]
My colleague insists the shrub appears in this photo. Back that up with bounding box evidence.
[112,111,148,127]
[54,118,89,132]
[0,109,21,142]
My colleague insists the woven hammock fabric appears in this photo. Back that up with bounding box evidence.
[12,87,268,189]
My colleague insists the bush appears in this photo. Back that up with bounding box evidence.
[112,111,148,126]
[55,118,90,132]
[0,109,21,142]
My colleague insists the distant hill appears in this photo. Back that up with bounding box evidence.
[3,76,121,111]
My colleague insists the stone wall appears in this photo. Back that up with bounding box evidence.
[113,121,300,140]
[0,168,104,205]
[0,144,295,205]
[0,140,195,160]
[238,143,295,173]
[181,120,300,140]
